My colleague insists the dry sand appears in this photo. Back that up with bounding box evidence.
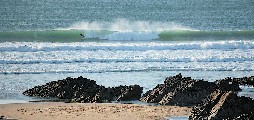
[0,102,191,120]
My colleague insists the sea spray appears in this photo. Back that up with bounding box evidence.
[64,19,194,32]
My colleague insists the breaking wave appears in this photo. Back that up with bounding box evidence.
[0,30,253,42]
[0,19,253,41]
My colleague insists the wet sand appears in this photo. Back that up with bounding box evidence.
[0,102,191,120]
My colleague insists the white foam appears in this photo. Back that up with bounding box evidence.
[0,41,253,66]
[0,41,253,52]
[0,41,253,73]
[0,100,29,104]
[0,56,253,65]
[201,41,254,49]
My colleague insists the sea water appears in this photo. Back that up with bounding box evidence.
[0,0,253,104]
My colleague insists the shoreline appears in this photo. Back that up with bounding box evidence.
[0,102,191,120]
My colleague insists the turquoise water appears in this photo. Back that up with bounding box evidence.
[0,0,253,105]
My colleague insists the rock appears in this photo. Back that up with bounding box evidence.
[23,76,101,99]
[232,76,254,86]
[230,112,254,120]
[214,76,254,93]
[116,85,143,101]
[72,85,143,103]
[215,77,241,92]
[23,76,143,103]
[140,73,217,106]
[189,90,254,120]
[216,76,254,87]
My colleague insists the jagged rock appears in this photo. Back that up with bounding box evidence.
[229,112,254,120]
[116,85,143,101]
[23,76,143,103]
[189,90,254,120]
[214,76,254,94]
[72,85,143,103]
[215,77,241,92]
[140,73,217,106]
[23,76,100,99]
[215,76,254,89]
[232,76,254,86]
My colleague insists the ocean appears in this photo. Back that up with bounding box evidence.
[0,0,254,103]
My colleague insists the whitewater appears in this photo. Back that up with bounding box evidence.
[0,40,253,73]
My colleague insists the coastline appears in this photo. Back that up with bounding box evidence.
[0,102,191,120]
[0,0,253,119]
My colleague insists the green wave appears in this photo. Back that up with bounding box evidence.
[0,30,85,42]
[0,30,254,42]
[159,30,254,41]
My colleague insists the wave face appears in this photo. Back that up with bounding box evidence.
[85,31,159,41]
[0,40,253,74]
[1,30,254,42]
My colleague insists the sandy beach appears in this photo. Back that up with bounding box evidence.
[0,102,191,120]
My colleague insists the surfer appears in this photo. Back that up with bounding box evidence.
[80,33,84,39]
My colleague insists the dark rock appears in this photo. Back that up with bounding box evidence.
[214,76,254,93]
[215,77,241,92]
[233,76,254,86]
[189,90,254,120]
[216,76,254,87]
[140,73,217,106]
[71,85,143,103]
[116,85,143,101]
[23,76,143,103]
[23,76,101,99]
[229,112,254,120]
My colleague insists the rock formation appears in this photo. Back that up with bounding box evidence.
[139,73,254,119]
[215,77,241,92]
[23,76,143,103]
[23,73,254,119]
[189,90,254,120]
[215,76,254,87]
[140,73,217,106]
